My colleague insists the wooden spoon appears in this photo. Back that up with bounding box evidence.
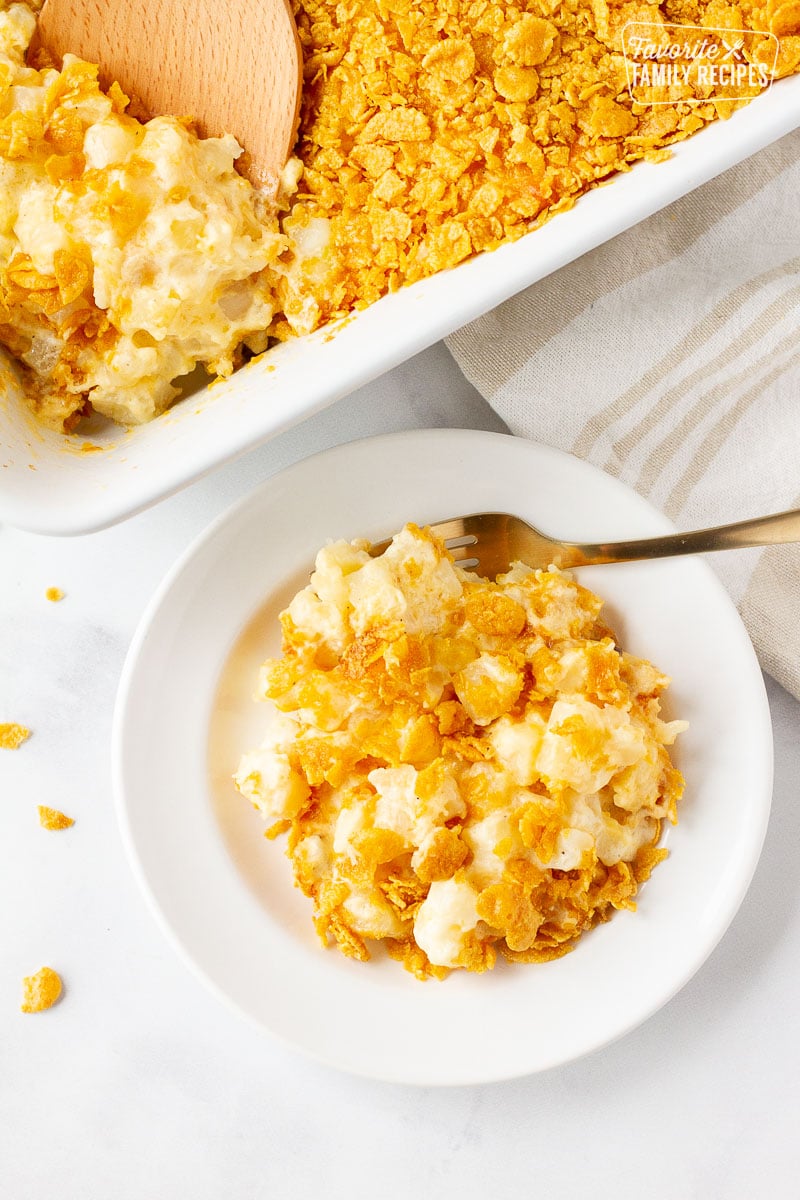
[31,0,303,194]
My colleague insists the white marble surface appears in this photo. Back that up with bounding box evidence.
[1,343,797,1199]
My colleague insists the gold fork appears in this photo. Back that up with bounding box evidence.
[370,508,800,578]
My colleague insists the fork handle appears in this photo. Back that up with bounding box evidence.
[563,506,800,567]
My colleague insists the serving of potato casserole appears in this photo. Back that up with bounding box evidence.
[0,0,797,431]
[235,525,686,978]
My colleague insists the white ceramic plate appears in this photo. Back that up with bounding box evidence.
[113,429,773,1085]
[3,78,800,536]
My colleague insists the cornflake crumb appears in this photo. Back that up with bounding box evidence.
[45,587,64,602]
[38,805,74,830]
[0,723,31,749]
[20,966,62,1013]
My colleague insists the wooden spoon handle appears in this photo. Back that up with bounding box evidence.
[34,0,302,192]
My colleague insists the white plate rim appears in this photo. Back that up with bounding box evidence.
[112,428,774,1085]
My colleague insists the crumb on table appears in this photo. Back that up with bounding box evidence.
[38,806,74,830]
[20,966,62,1013]
[0,723,31,749]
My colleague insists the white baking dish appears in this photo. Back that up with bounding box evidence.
[2,77,799,536]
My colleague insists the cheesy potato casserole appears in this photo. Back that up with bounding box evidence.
[235,525,686,977]
[0,2,293,429]
[1,0,797,431]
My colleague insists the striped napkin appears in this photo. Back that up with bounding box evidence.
[446,129,800,700]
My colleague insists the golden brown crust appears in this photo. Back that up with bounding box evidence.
[289,0,798,325]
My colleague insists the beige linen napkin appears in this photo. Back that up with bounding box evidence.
[446,129,800,699]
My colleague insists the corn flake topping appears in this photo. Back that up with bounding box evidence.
[277,0,798,332]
